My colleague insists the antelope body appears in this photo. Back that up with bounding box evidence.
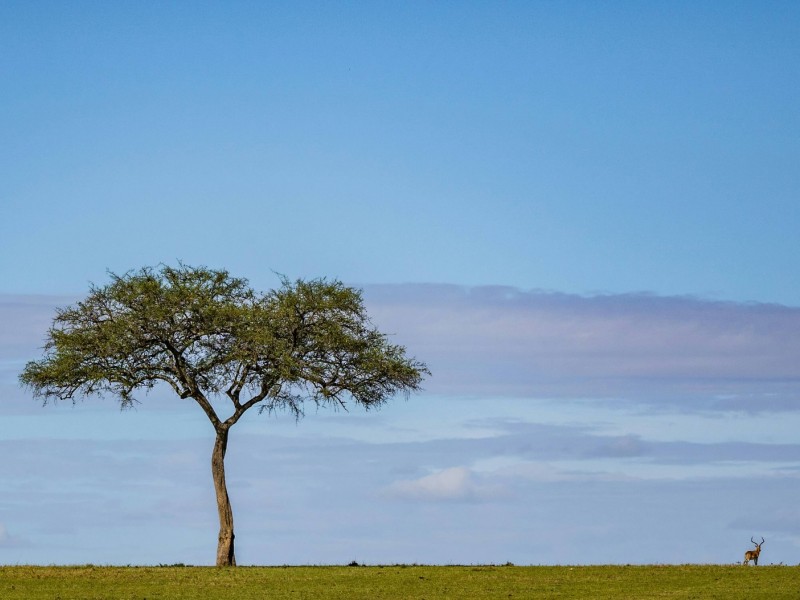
[743,536,764,565]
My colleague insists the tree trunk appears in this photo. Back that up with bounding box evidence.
[212,426,236,566]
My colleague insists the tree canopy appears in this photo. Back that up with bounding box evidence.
[20,264,428,565]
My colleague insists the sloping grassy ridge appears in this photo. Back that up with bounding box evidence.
[1,564,797,599]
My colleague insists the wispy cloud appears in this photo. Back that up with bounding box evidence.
[364,284,800,410]
[729,508,800,536]
[0,523,27,548]
[0,295,74,358]
[383,466,503,502]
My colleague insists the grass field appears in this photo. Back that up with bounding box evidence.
[1,564,798,599]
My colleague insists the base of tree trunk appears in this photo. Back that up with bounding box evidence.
[216,531,236,567]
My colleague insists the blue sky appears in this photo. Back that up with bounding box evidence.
[1,2,799,565]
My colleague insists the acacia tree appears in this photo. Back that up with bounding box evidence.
[19,264,428,566]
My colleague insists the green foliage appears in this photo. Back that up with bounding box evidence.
[19,264,428,421]
[1,565,798,600]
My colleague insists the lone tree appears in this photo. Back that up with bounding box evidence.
[20,264,428,566]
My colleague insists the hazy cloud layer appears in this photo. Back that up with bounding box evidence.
[364,285,800,409]
[4,288,800,417]
[1,414,798,565]
[2,291,800,565]
[6,289,800,411]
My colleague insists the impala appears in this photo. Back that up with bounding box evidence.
[743,536,764,565]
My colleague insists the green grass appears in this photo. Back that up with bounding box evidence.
[1,564,797,599]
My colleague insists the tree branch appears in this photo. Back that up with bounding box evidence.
[224,378,278,428]
[225,363,250,409]
[191,390,222,430]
